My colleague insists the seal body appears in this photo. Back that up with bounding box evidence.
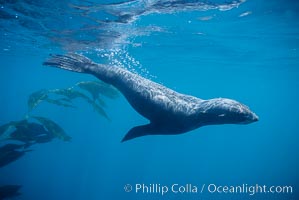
[44,54,258,142]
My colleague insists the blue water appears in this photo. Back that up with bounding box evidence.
[0,0,298,199]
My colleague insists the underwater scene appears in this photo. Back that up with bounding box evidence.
[0,0,298,199]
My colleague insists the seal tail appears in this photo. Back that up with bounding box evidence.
[43,53,95,73]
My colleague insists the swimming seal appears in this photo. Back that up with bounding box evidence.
[43,54,258,142]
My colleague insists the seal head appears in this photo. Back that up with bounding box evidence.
[196,98,258,126]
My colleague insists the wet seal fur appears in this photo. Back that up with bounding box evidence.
[44,54,258,142]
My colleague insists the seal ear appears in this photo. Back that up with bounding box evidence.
[121,124,156,142]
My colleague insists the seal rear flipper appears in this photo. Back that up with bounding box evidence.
[43,53,95,73]
[121,124,157,142]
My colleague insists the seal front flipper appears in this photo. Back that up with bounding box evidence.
[121,124,158,142]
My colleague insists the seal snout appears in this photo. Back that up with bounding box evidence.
[252,113,259,122]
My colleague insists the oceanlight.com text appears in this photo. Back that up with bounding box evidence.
[206,183,293,196]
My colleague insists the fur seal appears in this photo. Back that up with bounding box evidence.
[43,54,258,142]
